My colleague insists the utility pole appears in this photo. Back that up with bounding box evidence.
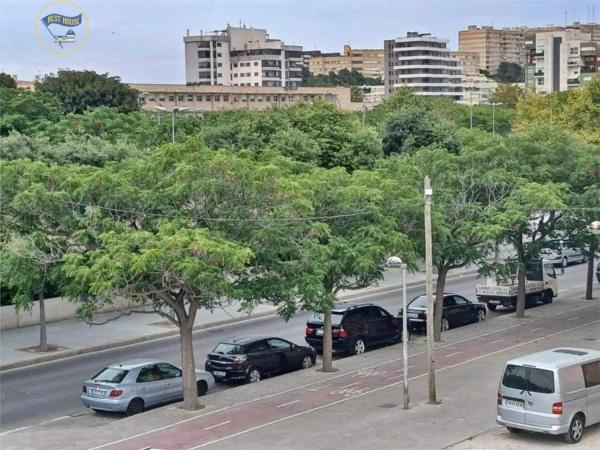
[171,110,176,144]
[424,176,437,404]
[402,263,409,409]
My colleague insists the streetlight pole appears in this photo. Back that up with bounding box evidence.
[386,256,409,410]
[586,221,600,300]
[170,107,189,144]
[491,102,502,135]
[424,176,437,404]
[154,106,166,127]
[469,89,473,129]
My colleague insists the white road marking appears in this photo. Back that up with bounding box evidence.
[276,400,300,408]
[395,365,413,372]
[444,352,463,358]
[0,415,72,436]
[0,425,31,436]
[186,319,600,450]
[567,316,580,321]
[569,284,586,289]
[531,327,544,333]
[204,420,231,431]
[489,339,504,345]
[387,375,403,381]
[307,384,330,392]
[339,381,361,389]
[90,304,600,450]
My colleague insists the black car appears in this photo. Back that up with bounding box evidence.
[305,303,405,356]
[406,293,486,333]
[205,335,316,383]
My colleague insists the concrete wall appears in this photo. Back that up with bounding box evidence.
[0,297,141,331]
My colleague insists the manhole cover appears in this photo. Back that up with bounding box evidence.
[379,403,397,408]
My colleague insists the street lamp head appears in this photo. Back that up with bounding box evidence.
[154,106,167,111]
[173,107,190,113]
[589,221,600,235]
[386,256,404,268]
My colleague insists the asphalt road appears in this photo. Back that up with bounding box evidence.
[0,263,589,433]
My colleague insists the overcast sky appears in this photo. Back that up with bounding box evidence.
[1,0,599,83]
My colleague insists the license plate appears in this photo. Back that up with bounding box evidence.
[488,300,500,305]
[90,388,105,396]
[213,370,226,377]
[316,329,324,336]
[408,313,418,318]
[503,398,523,408]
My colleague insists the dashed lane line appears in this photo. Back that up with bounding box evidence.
[204,420,231,431]
[276,400,300,408]
[444,352,463,358]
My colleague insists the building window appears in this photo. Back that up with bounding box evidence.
[250,97,255,102]
[266,96,270,102]
[247,72,251,76]
[187,95,193,101]
[218,73,222,77]
[216,42,222,47]
[234,73,238,77]
[205,95,211,101]
[217,53,222,57]
[196,95,202,101]
[223,95,229,101]
[214,95,220,101]
[240,73,244,77]
[217,63,222,67]
[258,96,263,102]
[159,96,165,102]
[254,61,259,66]
[254,72,258,76]
[168,95,175,101]
[255,82,259,86]
[234,63,238,67]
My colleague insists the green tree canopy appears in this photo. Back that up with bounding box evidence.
[0,73,17,88]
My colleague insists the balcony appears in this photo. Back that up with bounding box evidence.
[534,70,544,77]
[533,50,544,57]
[581,66,597,73]
[567,59,580,66]
[567,78,580,85]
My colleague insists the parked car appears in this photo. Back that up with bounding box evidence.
[406,293,486,333]
[205,335,316,383]
[81,359,215,415]
[497,347,600,444]
[541,241,587,268]
[305,303,405,356]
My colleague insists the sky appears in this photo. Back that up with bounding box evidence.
[1,0,600,83]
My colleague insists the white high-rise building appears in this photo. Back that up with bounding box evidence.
[384,32,464,100]
[184,25,303,88]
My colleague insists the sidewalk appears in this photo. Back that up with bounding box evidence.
[0,265,479,370]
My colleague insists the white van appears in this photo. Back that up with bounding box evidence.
[497,347,600,443]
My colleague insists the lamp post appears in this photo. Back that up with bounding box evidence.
[586,221,600,300]
[154,105,166,126]
[491,102,502,135]
[170,107,189,144]
[424,175,437,404]
[386,256,409,410]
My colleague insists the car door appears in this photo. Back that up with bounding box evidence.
[267,338,300,372]
[499,364,528,424]
[247,340,276,374]
[136,364,168,406]
[582,360,600,425]
[370,306,396,342]
[453,295,476,324]
[156,363,183,400]
[442,295,459,327]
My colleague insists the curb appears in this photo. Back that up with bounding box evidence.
[0,269,480,372]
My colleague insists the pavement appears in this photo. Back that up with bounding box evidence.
[1,268,597,450]
[0,264,478,371]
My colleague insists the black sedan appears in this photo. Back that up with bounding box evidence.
[405,293,486,333]
[205,335,316,383]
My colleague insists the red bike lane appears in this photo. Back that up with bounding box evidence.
[91,304,599,450]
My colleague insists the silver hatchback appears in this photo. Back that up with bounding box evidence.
[80,359,215,414]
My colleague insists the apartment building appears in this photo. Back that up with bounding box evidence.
[131,84,357,112]
[524,29,596,93]
[183,25,303,88]
[458,25,525,74]
[384,32,464,100]
[449,51,481,76]
[308,45,385,79]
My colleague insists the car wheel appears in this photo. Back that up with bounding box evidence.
[197,380,208,396]
[477,309,486,322]
[302,355,313,369]
[246,367,261,384]
[564,413,585,444]
[487,304,497,311]
[561,257,568,268]
[542,289,553,304]
[126,398,145,416]
[506,426,521,433]
[352,338,366,355]
[581,253,587,263]
[441,317,450,332]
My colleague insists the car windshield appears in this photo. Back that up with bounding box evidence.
[310,311,344,325]
[92,367,129,383]
[408,295,427,308]
[213,343,245,355]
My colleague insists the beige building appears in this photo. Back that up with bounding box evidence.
[130,84,358,112]
[449,51,481,76]
[309,45,384,79]
[458,25,525,74]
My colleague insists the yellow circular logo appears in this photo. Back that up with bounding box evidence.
[35,0,90,56]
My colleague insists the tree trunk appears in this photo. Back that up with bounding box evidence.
[585,239,596,300]
[515,259,526,319]
[433,266,448,342]
[179,322,199,410]
[38,291,48,351]
[321,308,335,372]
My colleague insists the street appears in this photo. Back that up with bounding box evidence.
[0,263,592,437]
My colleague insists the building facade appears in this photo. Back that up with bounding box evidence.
[458,25,526,74]
[384,32,464,100]
[183,25,303,88]
[131,84,357,112]
[524,29,596,94]
[308,45,384,79]
[449,51,481,76]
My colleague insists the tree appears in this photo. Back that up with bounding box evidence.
[36,70,139,113]
[494,62,524,83]
[0,87,63,135]
[0,73,17,89]
[491,84,524,109]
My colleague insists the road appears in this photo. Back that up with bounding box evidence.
[0,263,590,433]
